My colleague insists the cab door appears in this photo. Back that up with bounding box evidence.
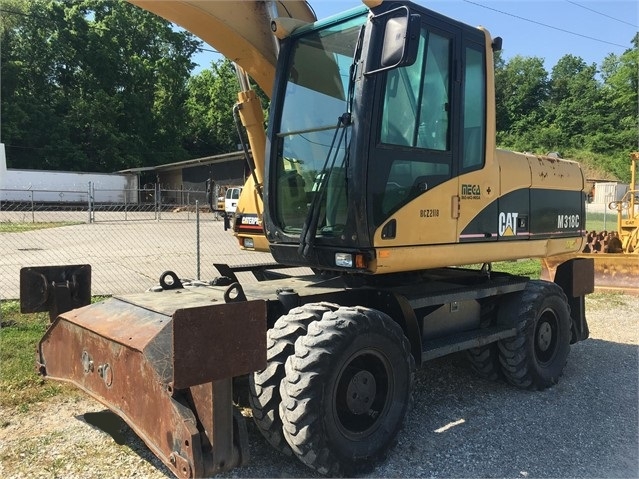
[368,19,460,247]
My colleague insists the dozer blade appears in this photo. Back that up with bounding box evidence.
[542,253,639,295]
[38,294,267,478]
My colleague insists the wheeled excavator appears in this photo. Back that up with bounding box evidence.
[21,1,595,478]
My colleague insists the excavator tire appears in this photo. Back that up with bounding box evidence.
[498,281,571,391]
[279,306,414,476]
[466,300,503,381]
[249,302,338,456]
[466,345,502,381]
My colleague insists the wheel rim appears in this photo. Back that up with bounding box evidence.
[332,349,393,440]
[535,308,559,365]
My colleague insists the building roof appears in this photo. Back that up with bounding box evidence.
[118,150,250,174]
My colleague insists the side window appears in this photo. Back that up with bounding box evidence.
[462,47,485,171]
[380,29,451,151]
[416,34,450,150]
[379,32,425,147]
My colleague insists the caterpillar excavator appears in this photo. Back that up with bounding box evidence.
[22,1,595,478]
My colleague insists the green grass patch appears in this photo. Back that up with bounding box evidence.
[492,259,542,278]
[0,297,109,408]
[0,301,59,408]
[459,259,542,279]
[0,221,83,233]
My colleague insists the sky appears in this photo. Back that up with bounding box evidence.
[190,0,638,74]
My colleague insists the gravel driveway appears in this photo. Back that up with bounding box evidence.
[1,293,637,478]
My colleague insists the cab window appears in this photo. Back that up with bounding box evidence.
[380,30,451,151]
[462,46,485,171]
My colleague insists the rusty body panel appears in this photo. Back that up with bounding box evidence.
[38,292,267,478]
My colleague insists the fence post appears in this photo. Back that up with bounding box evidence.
[157,185,162,221]
[31,190,35,223]
[196,200,201,280]
[87,182,92,224]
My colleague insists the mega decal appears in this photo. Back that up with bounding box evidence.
[461,184,481,200]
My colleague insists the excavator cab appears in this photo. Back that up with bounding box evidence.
[264,3,585,274]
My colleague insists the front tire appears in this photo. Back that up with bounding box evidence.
[249,303,338,455]
[280,306,414,475]
[498,280,571,390]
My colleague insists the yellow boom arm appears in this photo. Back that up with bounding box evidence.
[129,1,316,94]
[128,1,317,250]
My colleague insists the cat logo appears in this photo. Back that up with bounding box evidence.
[498,212,519,236]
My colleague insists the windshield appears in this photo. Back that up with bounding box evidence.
[274,14,366,235]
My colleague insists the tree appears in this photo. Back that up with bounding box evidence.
[596,35,639,180]
[183,59,269,158]
[1,0,200,172]
[494,55,549,150]
[547,54,602,149]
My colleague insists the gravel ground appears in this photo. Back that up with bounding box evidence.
[1,293,637,478]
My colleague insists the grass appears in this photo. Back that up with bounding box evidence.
[0,221,82,233]
[584,291,631,312]
[491,259,541,278]
[0,301,66,408]
[0,297,109,409]
[459,259,542,279]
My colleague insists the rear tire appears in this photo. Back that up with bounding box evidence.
[466,300,502,381]
[498,281,571,390]
[466,345,502,381]
[280,306,414,475]
[248,303,337,455]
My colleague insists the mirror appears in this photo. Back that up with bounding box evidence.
[366,6,420,74]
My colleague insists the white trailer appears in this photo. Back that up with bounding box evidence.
[0,144,138,203]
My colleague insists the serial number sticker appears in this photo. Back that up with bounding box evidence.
[420,209,440,218]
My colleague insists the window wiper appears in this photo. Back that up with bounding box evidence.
[298,114,350,258]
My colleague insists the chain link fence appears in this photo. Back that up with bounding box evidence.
[1,186,630,301]
[0,186,274,301]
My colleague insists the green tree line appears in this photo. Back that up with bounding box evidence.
[1,0,637,181]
